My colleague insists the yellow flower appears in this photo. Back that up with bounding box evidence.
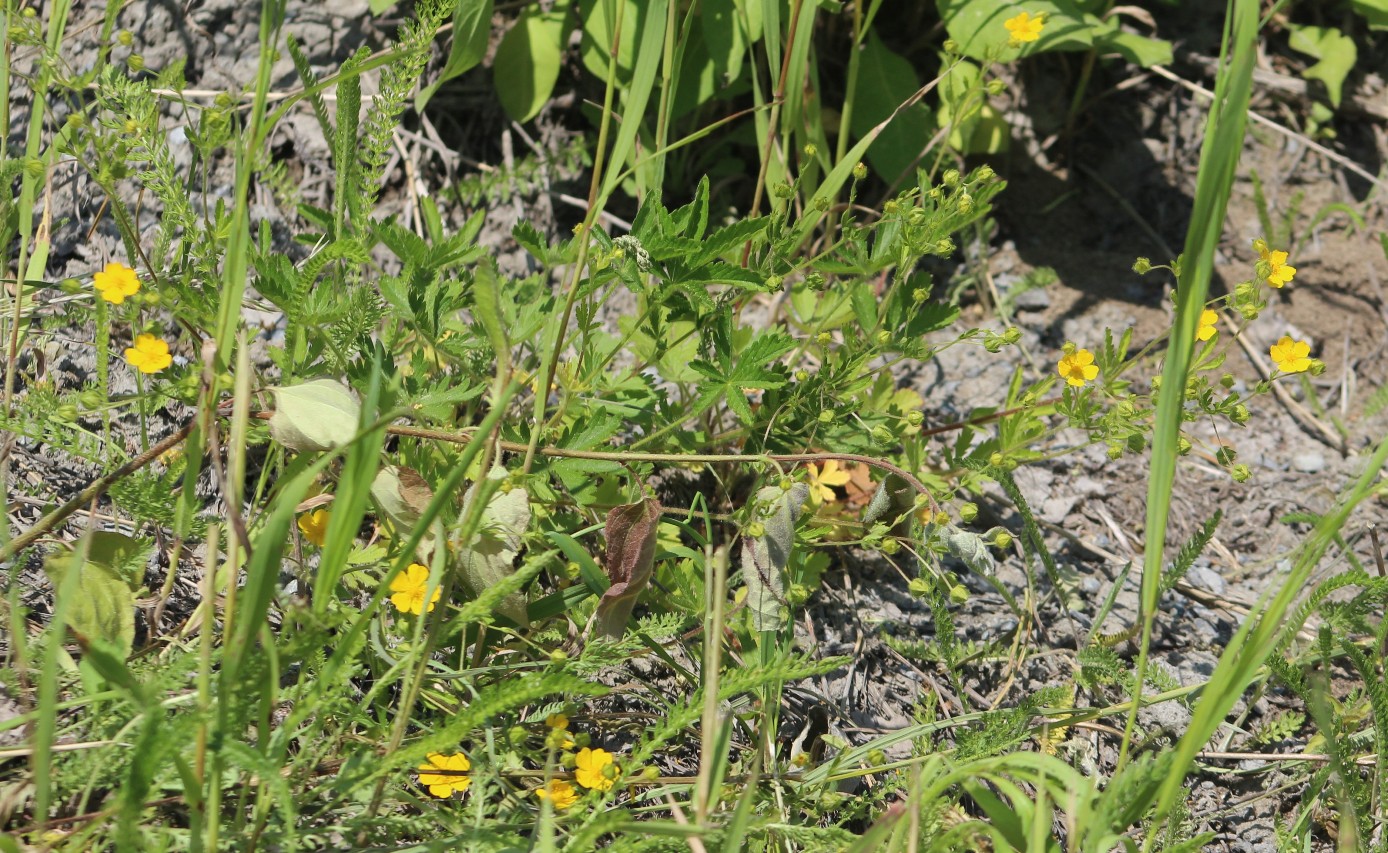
[389,563,441,615]
[1057,349,1099,387]
[417,752,471,798]
[574,747,618,791]
[297,509,330,547]
[535,779,578,810]
[1269,336,1311,374]
[1257,242,1296,288]
[93,262,141,305]
[124,334,172,374]
[1196,309,1219,342]
[546,713,569,730]
[1004,10,1044,43]
[804,459,851,504]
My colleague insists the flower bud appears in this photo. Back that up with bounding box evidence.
[818,410,834,425]
[78,389,104,409]
[127,54,145,72]
[117,29,134,46]
[875,330,891,346]
[64,113,84,130]
[23,157,44,179]
[993,531,1013,549]
[815,332,832,346]
[1230,404,1250,425]
[906,411,923,427]
[975,165,995,182]
[803,143,817,158]
[986,79,1005,96]
[880,538,900,555]
[943,38,960,54]
[123,118,140,135]
[1176,436,1192,456]
[1107,443,1124,460]
[791,752,810,767]
[55,403,79,423]
[640,765,659,781]
[908,577,930,597]
[778,476,793,491]
[950,584,970,604]
[794,369,809,382]
[871,425,893,444]
[508,725,529,746]
[908,208,928,227]
[883,200,901,215]
[1231,463,1251,483]
[773,181,795,199]
[143,290,162,306]
[765,274,783,290]
[60,277,81,294]
[1220,373,1235,389]
[958,502,978,523]
[1132,257,1151,275]
[1309,359,1327,377]
[935,238,955,255]
[912,287,928,303]
[549,648,568,664]
[1251,238,1268,256]
[989,452,1005,468]
[942,169,961,187]
[746,521,765,539]
[933,510,950,526]
[1003,327,1022,344]
[852,162,868,180]
[866,748,886,767]
[813,196,829,212]
[573,732,591,748]
[957,193,973,213]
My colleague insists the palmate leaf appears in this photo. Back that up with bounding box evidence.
[689,329,794,424]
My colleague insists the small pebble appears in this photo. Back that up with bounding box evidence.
[1291,451,1325,474]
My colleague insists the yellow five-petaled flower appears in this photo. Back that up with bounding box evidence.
[1269,336,1311,374]
[535,779,579,810]
[417,752,471,798]
[1057,348,1099,387]
[574,747,618,791]
[1257,242,1297,288]
[297,509,330,547]
[804,459,851,504]
[93,262,141,305]
[124,334,172,374]
[1004,10,1044,43]
[389,563,441,615]
[1196,309,1219,342]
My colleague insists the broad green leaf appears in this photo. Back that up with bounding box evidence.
[457,466,531,625]
[937,0,1093,60]
[742,484,809,631]
[702,0,747,84]
[1091,18,1173,68]
[494,4,568,122]
[417,0,495,110]
[580,0,642,83]
[1288,24,1356,108]
[1352,0,1388,29]
[849,31,934,183]
[44,533,147,658]
[268,378,361,453]
[371,466,442,564]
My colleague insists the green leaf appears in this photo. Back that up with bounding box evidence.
[1288,24,1356,108]
[268,378,362,453]
[493,4,568,122]
[580,0,642,83]
[1352,0,1388,30]
[44,532,147,658]
[417,0,495,110]
[742,484,809,631]
[942,524,996,576]
[702,0,748,84]
[849,31,935,183]
[937,0,1094,60]
[1091,19,1172,68]
[457,466,531,625]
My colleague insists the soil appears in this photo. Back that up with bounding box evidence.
[8,1,1388,850]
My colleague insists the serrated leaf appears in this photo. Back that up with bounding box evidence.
[457,466,531,625]
[268,378,361,452]
[742,484,809,631]
[595,498,662,639]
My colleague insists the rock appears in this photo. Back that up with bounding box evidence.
[1186,565,1226,596]
[1012,287,1051,311]
[1291,451,1325,474]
